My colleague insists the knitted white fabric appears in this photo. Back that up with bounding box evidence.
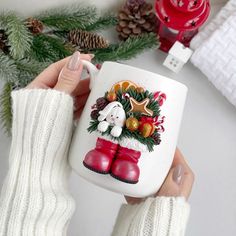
[191,5,236,107]
[112,197,190,236]
[0,89,75,236]
[191,0,236,50]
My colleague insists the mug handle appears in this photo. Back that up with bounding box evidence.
[81,60,100,90]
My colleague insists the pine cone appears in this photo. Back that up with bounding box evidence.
[91,109,99,120]
[151,132,161,145]
[96,97,109,110]
[68,30,109,50]
[116,1,157,40]
[26,17,44,34]
[0,30,10,54]
[126,0,145,10]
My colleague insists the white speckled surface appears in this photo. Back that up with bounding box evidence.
[1,1,236,236]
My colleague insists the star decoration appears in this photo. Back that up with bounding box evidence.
[129,97,153,116]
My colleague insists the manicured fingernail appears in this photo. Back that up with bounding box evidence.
[88,54,95,59]
[173,164,184,185]
[67,51,81,71]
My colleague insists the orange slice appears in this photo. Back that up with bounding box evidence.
[111,80,138,92]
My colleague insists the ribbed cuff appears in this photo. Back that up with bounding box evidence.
[112,197,190,236]
[0,89,75,236]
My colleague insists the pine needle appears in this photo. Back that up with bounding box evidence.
[30,34,71,62]
[37,4,98,31]
[93,33,159,62]
[85,14,118,31]
[0,12,32,59]
[0,82,12,135]
[0,52,19,84]
[15,59,49,87]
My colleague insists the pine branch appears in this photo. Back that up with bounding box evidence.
[15,59,49,87]
[85,14,118,31]
[93,33,159,62]
[0,52,19,83]
[88,120,99,133]
[0,82,12,135]
[30,34,71,62]
[0,12,32,59]
[37,4,98,31]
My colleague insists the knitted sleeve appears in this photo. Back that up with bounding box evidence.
[112,197,190,236]
[0,89,75,236]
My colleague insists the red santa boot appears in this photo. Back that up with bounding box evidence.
[110,146,141,184]
[83,138,118,174]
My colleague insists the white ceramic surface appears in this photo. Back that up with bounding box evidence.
[69,62,187,197]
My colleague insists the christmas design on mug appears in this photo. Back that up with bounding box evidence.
[83,80,166,184]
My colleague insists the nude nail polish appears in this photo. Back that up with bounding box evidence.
[67,51,81,70]
[173,164,184,185]
[88,54,95,59]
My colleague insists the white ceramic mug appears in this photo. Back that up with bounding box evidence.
[69,61,187,197]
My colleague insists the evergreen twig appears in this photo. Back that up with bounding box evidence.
[0,52,19,83]
[0,82,12,135]
[85,14,118,31]
[15,59,49,87]
[37,4,97,31]
[0,12,32,59]
[93,33,159,62]
[30,34,71,62]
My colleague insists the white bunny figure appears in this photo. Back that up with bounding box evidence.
[97,101,126,137]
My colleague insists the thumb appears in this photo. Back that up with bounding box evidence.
[157,149,194,200]
[54,51,83,94]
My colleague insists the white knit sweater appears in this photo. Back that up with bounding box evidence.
[0,89,190,236]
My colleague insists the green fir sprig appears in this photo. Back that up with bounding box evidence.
[37,4,97,31]
[93,33,159,62]
[0,83,13,135]
[30,34,71,62]
[85,15,118,31]
[15,59,49,87]
[0,52,18,83]
[0,12,32,59]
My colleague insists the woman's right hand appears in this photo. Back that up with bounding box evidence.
[27,51,94,119]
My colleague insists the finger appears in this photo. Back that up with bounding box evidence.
[174,149,194,199]
[124,196,144,205]
[157,149,194,200]
[27,53,92,89]
[54,52,85,94]
[72,78,90,97]
[74,93,90,111]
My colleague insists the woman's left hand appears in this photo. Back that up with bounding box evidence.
[125,148,194,204]
[26,51,93,119]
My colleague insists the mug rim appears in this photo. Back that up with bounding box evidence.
[102,61,188,92]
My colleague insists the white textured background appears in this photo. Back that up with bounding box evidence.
[1,0,236,236]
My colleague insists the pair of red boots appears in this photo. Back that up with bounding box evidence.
[83,138,141,184]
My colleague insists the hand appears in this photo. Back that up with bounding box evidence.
[26,51,93,119]
[125,148,194,205]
